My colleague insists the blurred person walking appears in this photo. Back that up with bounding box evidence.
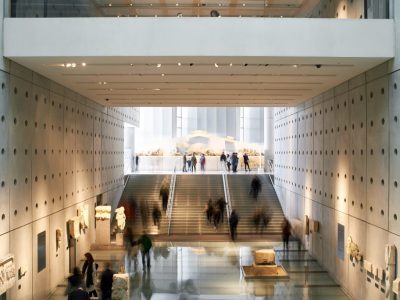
[282,218,291,251]
[200,153,206,171]
[205,198,214,224]
[216,197,226,223]
[100,262,114,300]
[182,153,187,172]
[152,205,162,228]
[137,232,153,270]
[250,176,262,200]
[229,210,239,241]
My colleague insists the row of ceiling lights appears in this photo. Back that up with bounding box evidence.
[107,1,270,7]
[65,63,322,68]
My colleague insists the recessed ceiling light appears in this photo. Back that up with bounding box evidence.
[229,63,233,67]
[176,3,179,6]
[150,3,153,6]
[130,63,134,67]
[214,63,219,68]
[157,63,162,68]
[130,3,133,6]
[161,73,165,77]
[66,63,72,68]
[177,62,182,66]
[219,3,222,6]
[71,63,76,68]
[108,3,112,7]
[242,3,246,6]
[153,88,161,91]
[293,64,298,68]
[81,62,86,67]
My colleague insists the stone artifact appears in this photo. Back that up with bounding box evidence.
[68,216,81,239]
[78,204,89,229]
[346,236,363,261]
[255,249,275,265]
[112,273,129,300]
[0,254,16,295]
[115,207,126,231]
[56,229,62,251]
[385,244,396,299]
[304,215,309,235]
[95,206,112,220]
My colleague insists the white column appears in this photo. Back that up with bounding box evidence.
[264,107,274,171]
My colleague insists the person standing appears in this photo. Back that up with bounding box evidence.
[226,154,231,172]
[100,262,114,300]
[243,153,250,172]
[137,232,153,270]
[220,151,227,171]
[135,155,139,171]
[200,154,206,172]
[191,153,197,172]
[232,153,238,173]
[187,155,192,172]
[82,252,98,298]
[182,153,187,172]
[229,210,239,241]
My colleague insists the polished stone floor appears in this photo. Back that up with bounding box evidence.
[50,241,349,300]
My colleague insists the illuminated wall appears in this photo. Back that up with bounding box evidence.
[273,61,400,300]
[0,61,135,299]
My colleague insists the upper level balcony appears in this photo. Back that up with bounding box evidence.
[7,0,390,19]
[3,1,394,107]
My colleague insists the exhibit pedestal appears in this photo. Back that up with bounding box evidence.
[96,219,110,245]
[116,233,124,246]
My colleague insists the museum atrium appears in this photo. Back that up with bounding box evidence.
[0,0,398,299]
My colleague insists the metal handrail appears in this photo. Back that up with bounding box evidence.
[267,159,274,185]
[222,173,232,224]
[167,173,176,235]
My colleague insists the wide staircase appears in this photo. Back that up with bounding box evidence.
[169,174,229,235]
[118,174,170,235]
[227,174,285,235]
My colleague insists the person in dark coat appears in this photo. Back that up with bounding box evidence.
[229,210,239,241]
[68,288,90,300]
[100,262,114,300]
[216,197,226,223]
[250,176,262,200]
[205,199,213,224]
[182,153,187,172]
[65,267,83,296]
[82,252,98,297]
[282,218,291,251]
[243,153,251,171]
[137,233,153,270]
[152,205,162,228]
[213,207,221,229]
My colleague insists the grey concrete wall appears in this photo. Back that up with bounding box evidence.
[0,61,128,299]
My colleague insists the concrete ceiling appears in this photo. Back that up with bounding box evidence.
[5,17,394,107]
[13,56,387,107]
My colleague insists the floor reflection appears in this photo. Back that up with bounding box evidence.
[50,241,350,300]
